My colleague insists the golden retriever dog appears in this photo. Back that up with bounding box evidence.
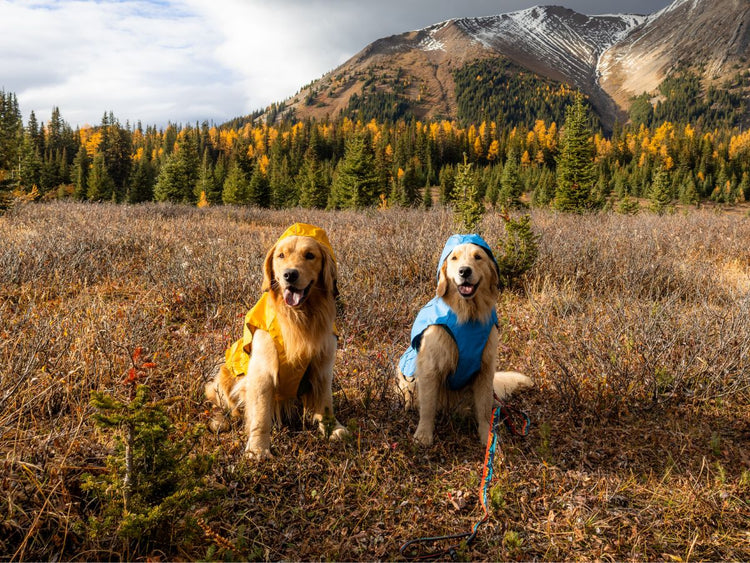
[204,223,349,459]
[398,234,532,446]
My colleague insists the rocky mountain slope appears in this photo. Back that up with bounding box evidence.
[598,0,750,111]
[277,0,749,128]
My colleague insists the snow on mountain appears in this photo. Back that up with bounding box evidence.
[598,0,750,110]
[278,0,746,129]
[439,6,645,87]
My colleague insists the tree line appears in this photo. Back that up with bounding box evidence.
[1,86,749,213]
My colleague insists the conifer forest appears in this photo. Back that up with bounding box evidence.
[1,64,750,213]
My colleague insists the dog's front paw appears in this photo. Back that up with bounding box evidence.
[413,427,434,447]
[207,412,230,433]
[245,435,273,460]
[245,446,273,460]
[328,425,350,441]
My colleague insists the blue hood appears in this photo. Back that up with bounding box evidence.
[437,234,500,284]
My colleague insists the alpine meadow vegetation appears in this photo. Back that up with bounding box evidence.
[1,202,748,561]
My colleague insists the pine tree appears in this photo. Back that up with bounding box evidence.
[87,153,115,201]
[127,157,155,203]
[554,92,596,212]
[499,148,523,209]
[648,164,672,214]
[297,150,329,208]
[328,132,379,209]
[72,147,90,200]
[454,156,484,233]
[222,161,251,205]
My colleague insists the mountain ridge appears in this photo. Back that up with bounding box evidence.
[271,0,748,130]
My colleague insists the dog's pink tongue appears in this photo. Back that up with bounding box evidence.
[284,288,302,306]
[459,284,474,295]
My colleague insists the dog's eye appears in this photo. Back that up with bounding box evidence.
[450,256,458,261]
[305,252,316,260]
[277,252,285,259]
[474,254,482,260]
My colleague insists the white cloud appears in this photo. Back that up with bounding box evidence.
[0,0,245,127]
[183,0,356,110]
[0,0,671,129]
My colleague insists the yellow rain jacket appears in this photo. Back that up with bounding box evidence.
[224,223,336,401]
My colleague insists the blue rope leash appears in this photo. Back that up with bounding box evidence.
[399,400,530,560]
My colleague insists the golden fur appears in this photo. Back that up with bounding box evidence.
[398,243,533,446]
[204,234,348,459]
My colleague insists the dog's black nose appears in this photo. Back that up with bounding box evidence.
[458,266,472,279]
[283,269,299,283]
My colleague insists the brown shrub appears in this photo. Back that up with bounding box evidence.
[1,202,748,561]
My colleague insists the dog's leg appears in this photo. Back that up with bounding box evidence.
[307,334,349,441]
[204,364,241,433]
[397,370,416,411]
[473,327,498,444]
[413,326,457,446]
[242,331,278,460]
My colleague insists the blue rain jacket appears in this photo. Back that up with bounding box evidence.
[398,234,500,391]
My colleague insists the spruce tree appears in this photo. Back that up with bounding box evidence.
[72,147,90,200]
[222,161,250,205]
[554,92,596,212]
[196,150,220,204]
[328,132,379,209]
[679,175,700,206]
[454,156,484,233]
[439,164,456,206]
[297,150,328,208]
[499,148,523,209]
[127,157,155,203]
[739,172,750,202]
[247,164,270,208]
[153,153,184,203]
[87,153,115,201]
[422,177,433,209]
[269,155,297,208]
[648,164,672,214]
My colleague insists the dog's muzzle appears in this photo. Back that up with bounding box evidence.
[282,281,313,307]
[457,281,478,298]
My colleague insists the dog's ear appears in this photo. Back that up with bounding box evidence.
[436,259,448,297]
[261,242,276,292]
[482,247,500,289]
[319,243,339,298]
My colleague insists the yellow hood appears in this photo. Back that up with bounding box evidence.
[277,223,336,265]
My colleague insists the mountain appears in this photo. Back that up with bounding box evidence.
[598,0,750,111]
[275,0,749,129]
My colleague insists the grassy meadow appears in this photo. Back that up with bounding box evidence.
[1,201,748,561]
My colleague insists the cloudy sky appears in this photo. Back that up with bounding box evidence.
[0,0,672,129]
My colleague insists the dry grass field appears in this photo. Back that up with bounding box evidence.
[1,202,748,561]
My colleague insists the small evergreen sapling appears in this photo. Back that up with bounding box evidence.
[495,213,540,289]
[81,347,214,554]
